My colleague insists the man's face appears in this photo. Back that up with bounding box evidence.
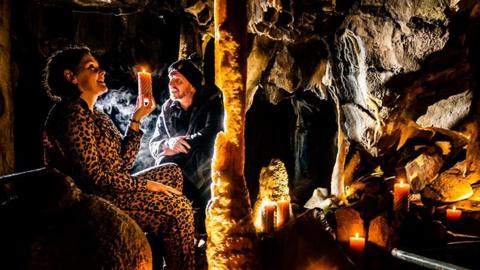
[168,70,195,100]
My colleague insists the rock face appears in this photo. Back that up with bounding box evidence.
[422,162,474,203]
[39,0,152,14]
[404,151,443,192]
[331,0,452,156]
[0,0,13,175]
[416,90,473,129]
[368,214,396,251]
[0,169,152,270]
[334,207,364,244]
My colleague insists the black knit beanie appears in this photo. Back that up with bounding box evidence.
[168,59,203,90]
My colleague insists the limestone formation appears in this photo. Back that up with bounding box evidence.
[253,159,291,231]
[205,0,257,268]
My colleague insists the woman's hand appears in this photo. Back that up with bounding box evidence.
[146,180,182,197]
[131,95,156,122]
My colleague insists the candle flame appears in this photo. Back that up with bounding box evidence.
[452,206,456,211]
[142,68,146,73]
[355,232,359,238]
[400,180,404,185]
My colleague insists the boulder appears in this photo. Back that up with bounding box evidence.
[404,152,443,192]
[368,214,396,251]
[422,163,474,202]
[416,90,473,129]
[335,207,364,244]
[0,168,152,270]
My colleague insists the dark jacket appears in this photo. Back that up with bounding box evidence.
[149,87,224,188]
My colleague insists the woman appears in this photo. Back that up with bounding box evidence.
[42,46,195,269]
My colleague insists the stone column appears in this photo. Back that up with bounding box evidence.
[0,0,14,175]
[205,0,257,269]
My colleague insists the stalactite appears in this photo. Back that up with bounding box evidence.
[330,91,349,200]
[0,0,14,175]
[205,0,257,269]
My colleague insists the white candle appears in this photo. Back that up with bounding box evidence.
[261,201,276,234]
[137,69,152,106]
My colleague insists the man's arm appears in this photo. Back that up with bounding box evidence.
[149,105,190,159]
[149,111,169,160]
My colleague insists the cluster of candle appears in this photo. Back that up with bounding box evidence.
[392,175,463,223]
[261,200,291,234]
[344,175,464,255]
[137,69,153,106]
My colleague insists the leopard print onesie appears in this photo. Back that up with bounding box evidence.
[43,98,195,270]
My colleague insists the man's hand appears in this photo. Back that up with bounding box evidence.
[165,136,191,154]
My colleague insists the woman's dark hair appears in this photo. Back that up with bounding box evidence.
[43,46,91,101]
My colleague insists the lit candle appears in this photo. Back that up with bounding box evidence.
[349,233,365,253]
[393,180,410,212]
[137,69,152,106]
[276,200,290,228]
[446,206,462,222]
[261,201,277,234]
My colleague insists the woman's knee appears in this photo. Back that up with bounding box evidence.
[174,196,194,221]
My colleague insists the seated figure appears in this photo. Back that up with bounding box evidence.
[42,46,195,270]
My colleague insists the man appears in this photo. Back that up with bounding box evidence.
[150,59,223,234]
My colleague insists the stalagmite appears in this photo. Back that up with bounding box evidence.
[206,0,257,269]
[252,159,291,232]
[0,0,14,175]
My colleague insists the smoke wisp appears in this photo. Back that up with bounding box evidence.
[95,87,159,172]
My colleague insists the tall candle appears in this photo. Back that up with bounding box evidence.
[393,180,410,212]
[349,233,365,253]
[137,69,152,106]
[261,201,277,234]
[446,206,462,222]
[276,200,290,228]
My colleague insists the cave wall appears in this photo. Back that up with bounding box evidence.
[9,0,185,172]
[3,0,480,204]
[0,0,14,175]
[245,0,480,202]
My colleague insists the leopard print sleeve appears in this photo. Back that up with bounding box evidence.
[59,103,147,194]
[121,128,143,170]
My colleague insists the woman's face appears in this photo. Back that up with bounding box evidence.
[73,53,107,96]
